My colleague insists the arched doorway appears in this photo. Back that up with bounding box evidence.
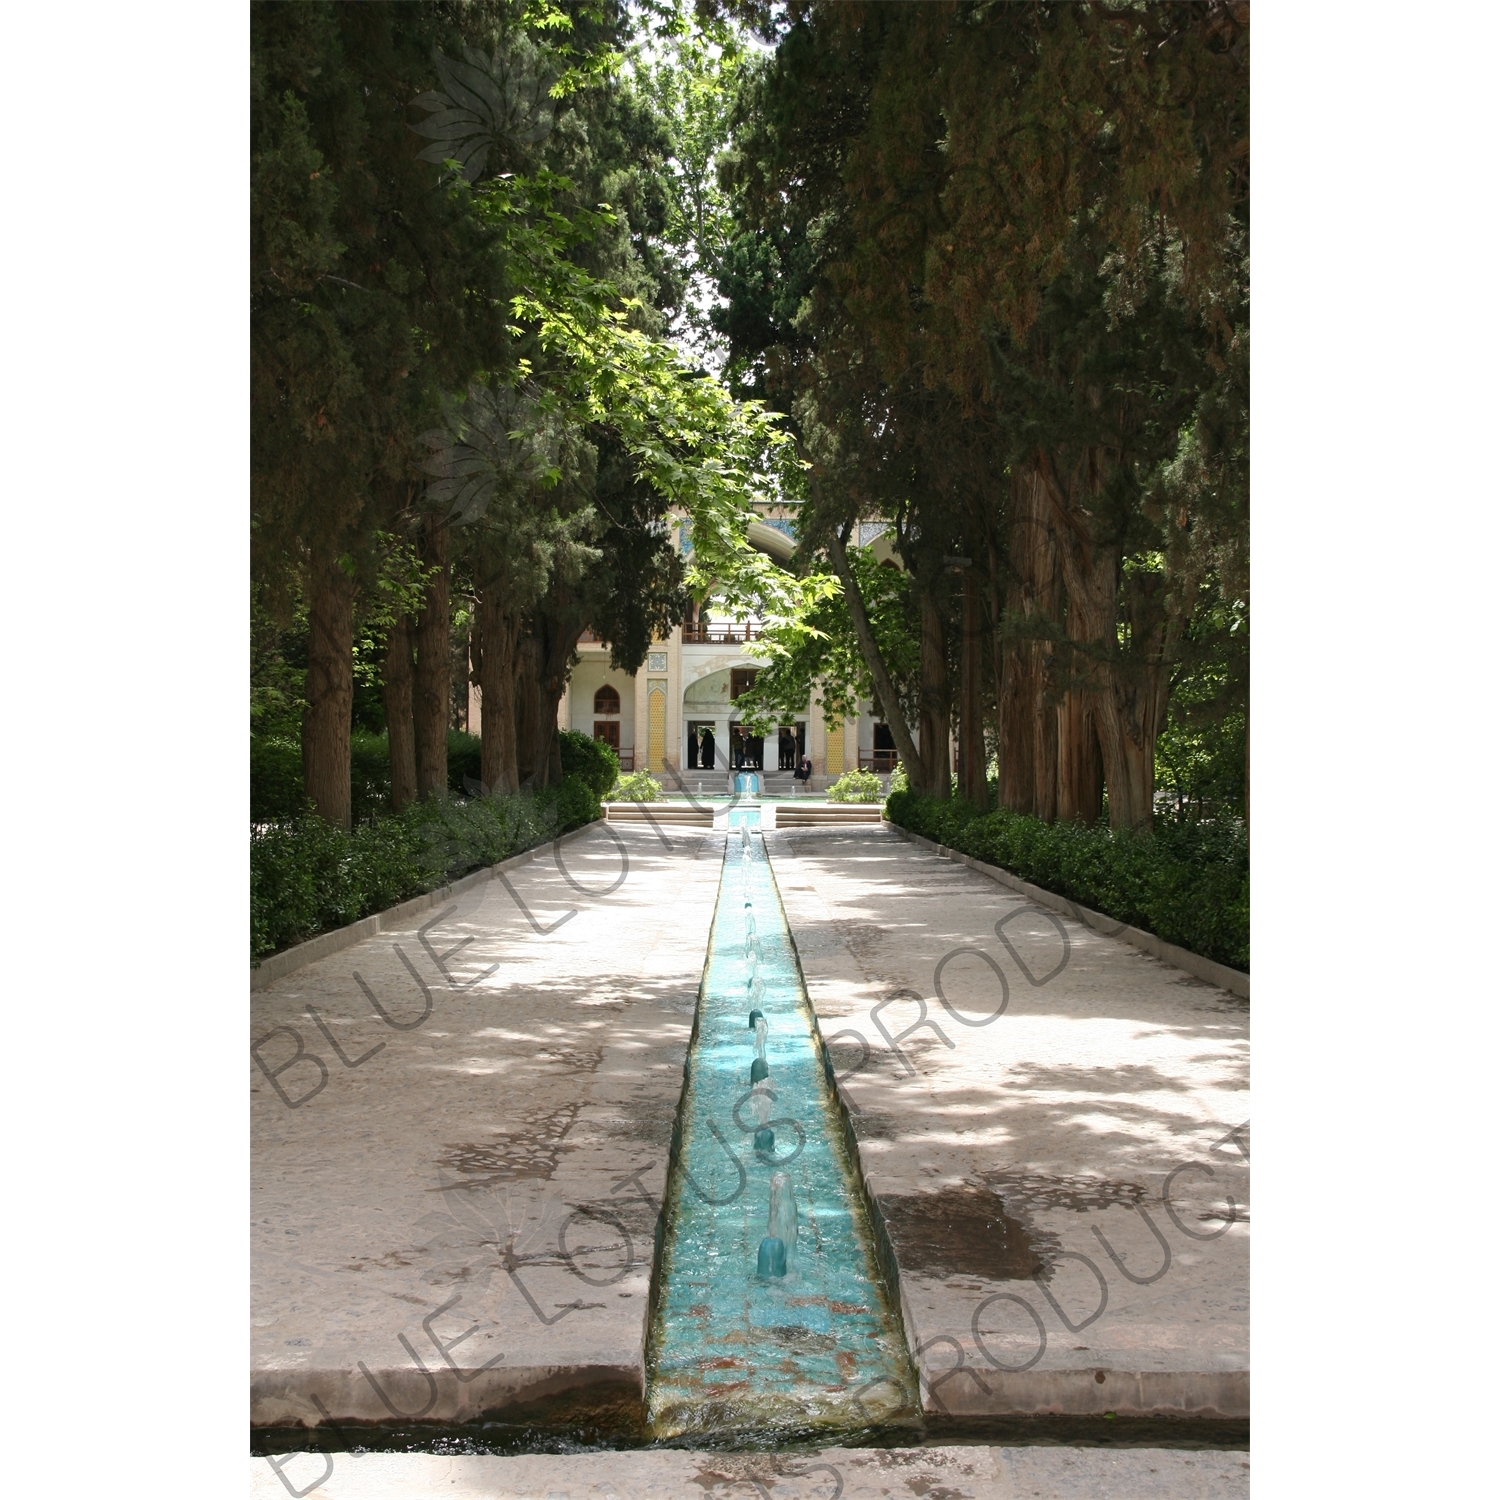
[593,683,621,757]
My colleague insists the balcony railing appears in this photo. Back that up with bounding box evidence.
[681,623,764,644]
[859,748,899,773]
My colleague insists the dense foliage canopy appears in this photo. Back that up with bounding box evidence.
[252,0,813,828]
[252,0,1249,853]
[716,0,1249,828]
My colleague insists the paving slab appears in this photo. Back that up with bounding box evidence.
[763,826,1249,1419]
[251,1444,1250,1498]
[252,824,724,1429]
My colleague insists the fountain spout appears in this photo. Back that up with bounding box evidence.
[756,1235,786,1277]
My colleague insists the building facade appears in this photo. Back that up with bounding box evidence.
[554,513,903,788]
[456,507,900,786]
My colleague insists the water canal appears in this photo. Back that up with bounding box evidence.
[644,811,919,1442]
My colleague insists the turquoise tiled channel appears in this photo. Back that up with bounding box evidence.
[644,826,919,1442]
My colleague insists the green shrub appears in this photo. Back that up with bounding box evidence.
[884,790,1248,972]
[551,772,601,829]
[251,777,601,963]
[560,729,620,800]
[351,730,394,822]
[446,729,481,795]
[610,769,663,802]
[887,760,910,795]
[827,769,883,803]
[251,737,306,822]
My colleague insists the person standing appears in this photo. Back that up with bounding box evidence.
[701,724,716,771]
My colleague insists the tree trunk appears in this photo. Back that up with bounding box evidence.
[382,614,418,813]
[1033,681,1060,823]
[518,656,565,791]
[515,633,542,787]
[1038,449,1163,831]
[540,687,564,785]
[959,568,987,806]
[413,514,451,797]
[528,593,584,789]
[477,586,520,797]
[532,635,564,789]
[984,537,1008,804]
[302,547,355,829]
[1049,488,1139,826]
[996,468,1059,818]
[1056,689,1102,824]
[1104,568,1174,829]
[917,586,951,799]
[1093,696,1155,828]
[827,526,927,787]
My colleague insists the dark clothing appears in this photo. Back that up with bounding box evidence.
[794,756,812,783]
[701,731,716,770]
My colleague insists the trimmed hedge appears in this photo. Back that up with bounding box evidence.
[251,780,600,963]
[885,790,1248,972]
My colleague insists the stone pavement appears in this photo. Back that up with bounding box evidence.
[252,1444,1249,1498]
[764,825,1249,1419]
[252,823,722,1428]
[252,815,1248,1442]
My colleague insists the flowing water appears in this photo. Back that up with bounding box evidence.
[644,813,920,1442]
